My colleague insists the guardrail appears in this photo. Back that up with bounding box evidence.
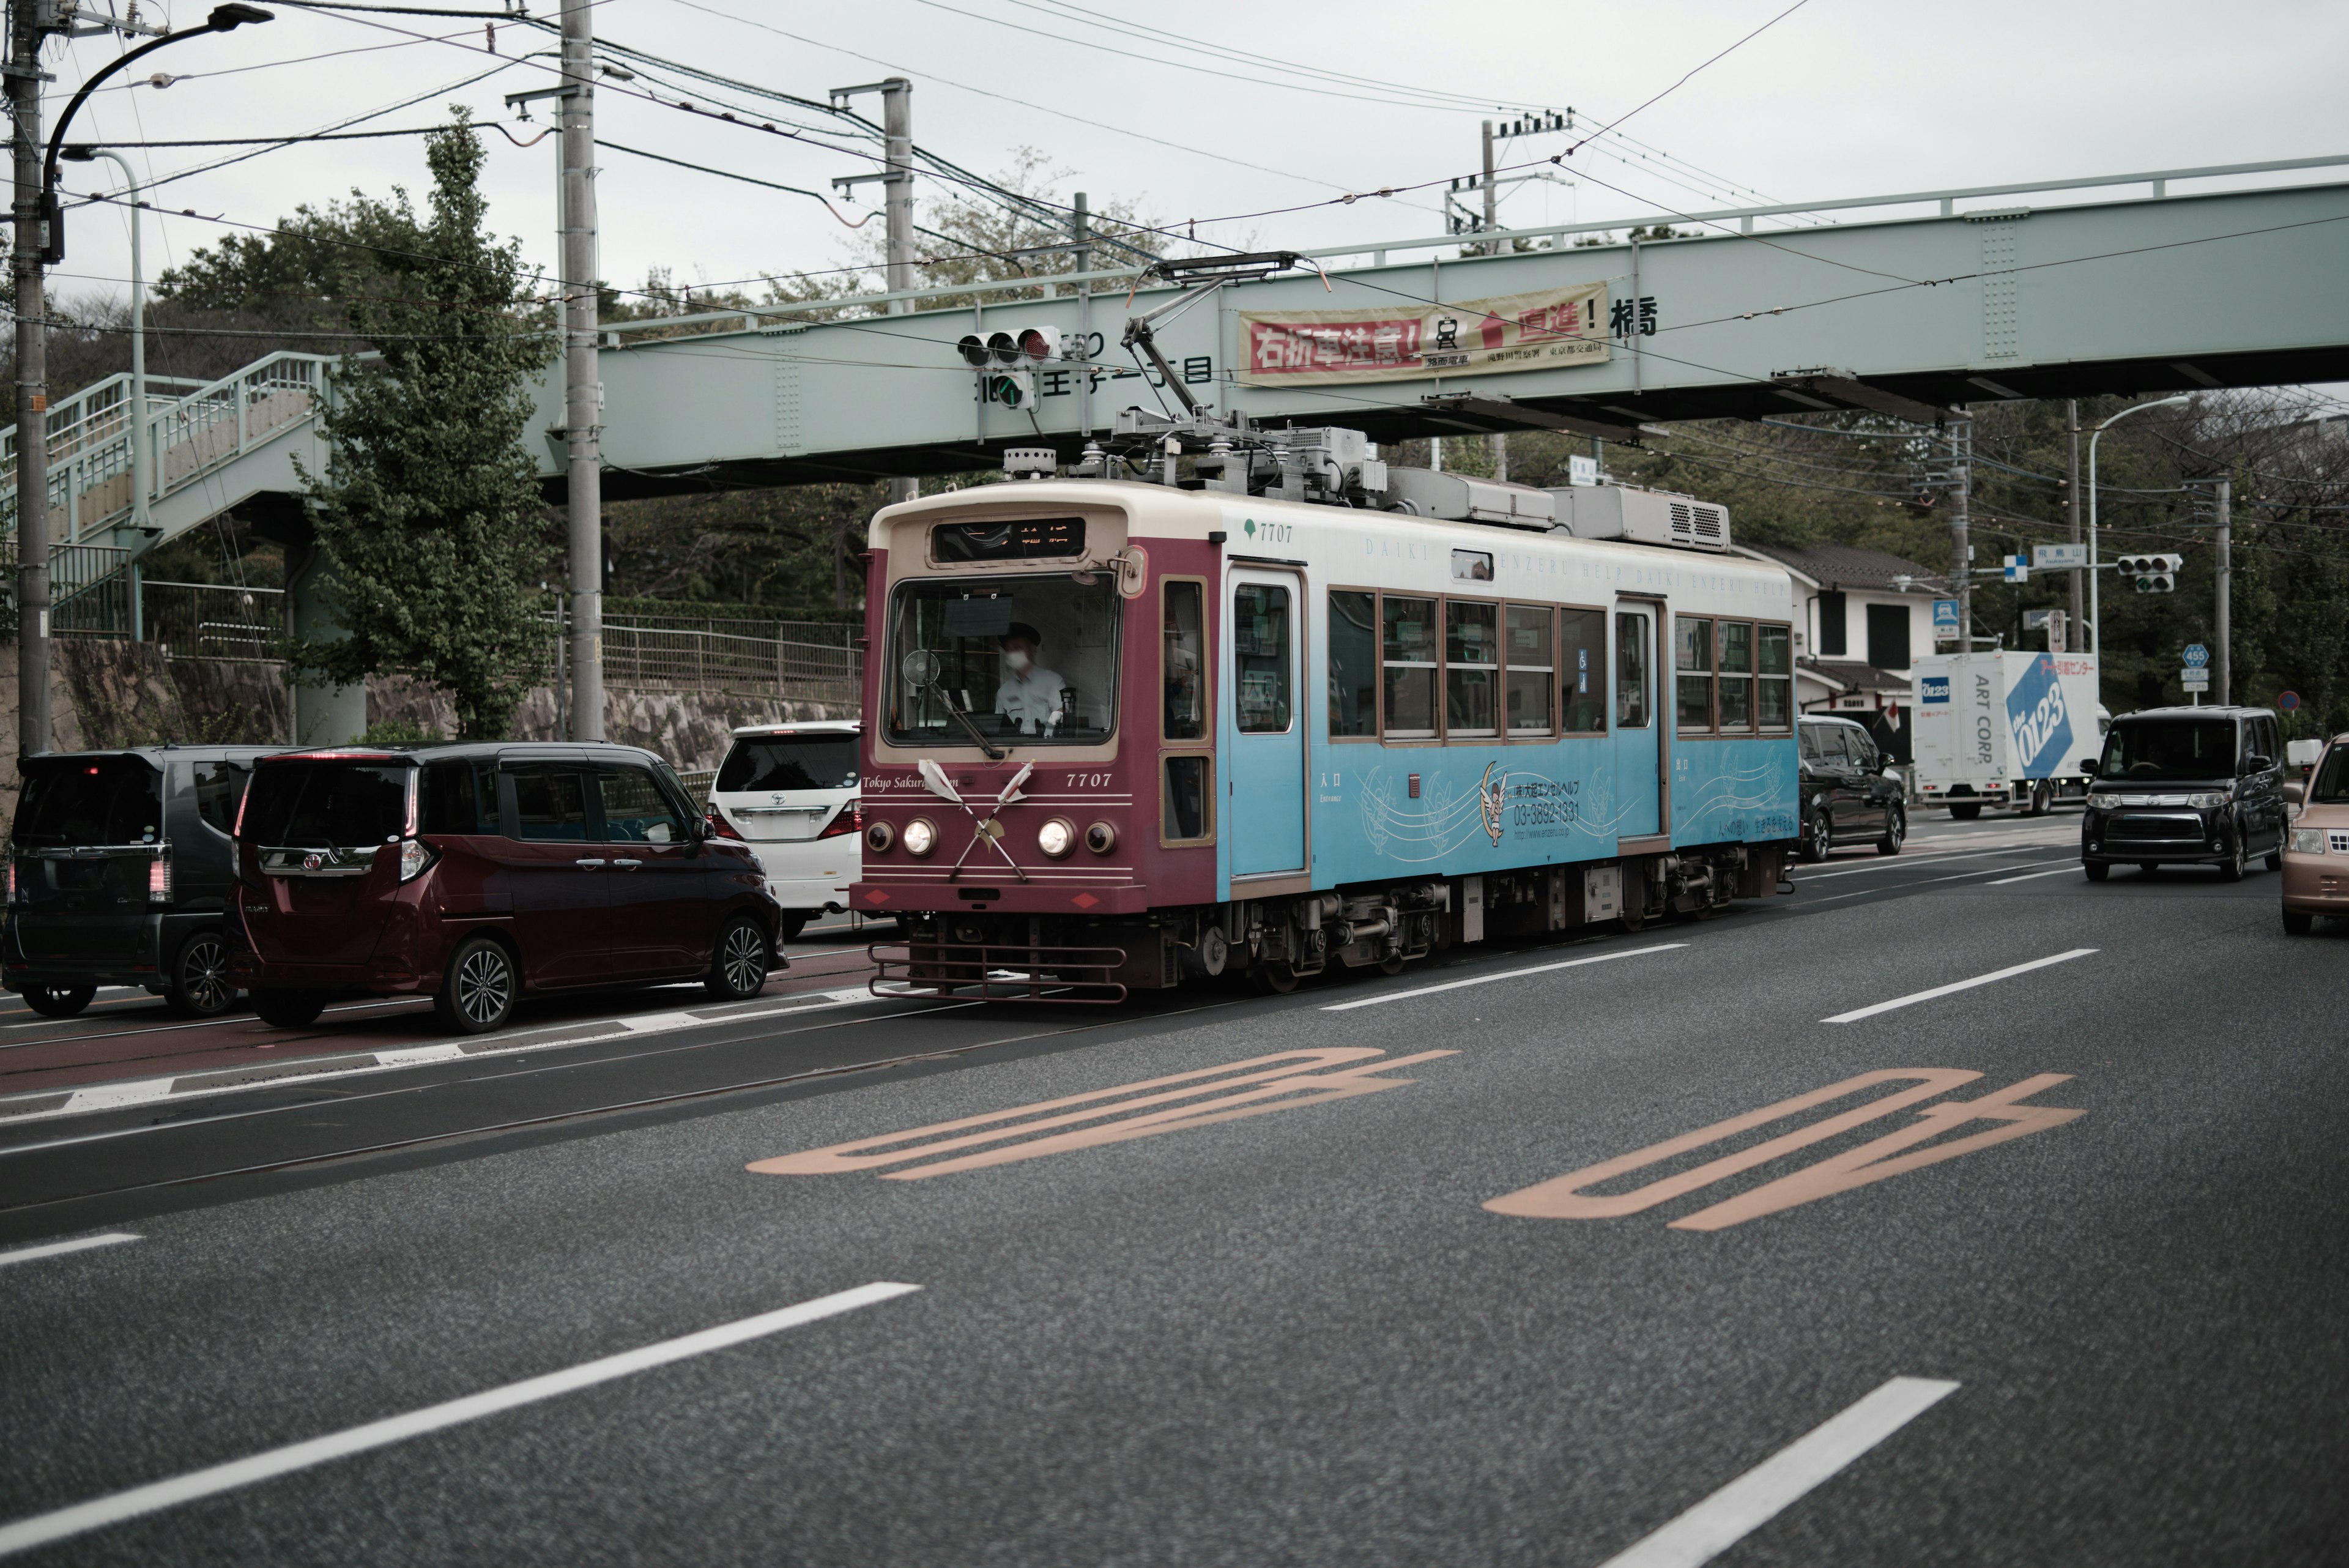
[572,615,863,704]
[142,580,284,661]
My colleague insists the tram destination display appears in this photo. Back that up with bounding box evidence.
[933,518,1086,562]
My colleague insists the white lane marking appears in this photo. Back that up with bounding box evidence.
[1594,1376,1959,1568]
[1321,943,1688,1012]
[1804,856,2071,904]
[1791,842,2063,881]
[0,1232,141,1269]
[59,1080,174,1113]
[0,987,900,1129]
[1822,949,2097,1024]
[1984,864,2084,886]
[619,1011,704,1033]
[0,1282,921,1560]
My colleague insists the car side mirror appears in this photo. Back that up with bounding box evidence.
[2246,755,2273,773]
[2283,780,2306,806]
[2079,757,2099,777]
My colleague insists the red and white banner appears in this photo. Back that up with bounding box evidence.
[1238,282,1610,387]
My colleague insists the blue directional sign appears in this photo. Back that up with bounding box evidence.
[1933,599,1961,636]
[2183,643,2210,668]
[2003,554,2030,582]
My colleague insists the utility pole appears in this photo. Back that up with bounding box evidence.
[2066,399,2083,647]
[2213,474,2231,707]
[1072,191,1091,452]
[831,78,917,509]
[1481,119,1506,480]
[560,0,604,741]
[12,0,50,758]
[1935,417,1973,651]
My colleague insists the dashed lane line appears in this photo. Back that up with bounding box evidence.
[1320,943,1688,1012]
[1983,864,2086,886]
[1822,949,2098,1024]
[1790,841,2073,882]
[0,987,897,1131]
[1803,855,2073,904]
[0,1282,922,1560]
[0,1231,140,1268]
[1592,1377,1961,1568]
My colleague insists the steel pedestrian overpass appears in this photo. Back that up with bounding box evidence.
[7,154,2347,735]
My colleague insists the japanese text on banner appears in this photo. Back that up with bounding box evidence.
[1238,282,1611,387]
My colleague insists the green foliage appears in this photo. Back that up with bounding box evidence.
[286,112,557,740]
[158,193,421,325]
[359,717,442,745]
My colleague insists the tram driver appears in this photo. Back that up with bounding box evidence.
[995,621,1067,736]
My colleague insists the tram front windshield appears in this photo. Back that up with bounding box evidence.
[887,574,1121,747]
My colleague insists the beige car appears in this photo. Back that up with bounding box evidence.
[2281,732,2349,933]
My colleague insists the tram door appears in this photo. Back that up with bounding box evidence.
[1611,605,1663,839]
[1226,570,1308,875]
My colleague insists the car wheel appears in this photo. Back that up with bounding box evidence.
[705,916,771,1001]
[252,989,327,1029]
[776,912,811,943]
[2264,850,2284,872]
[1950,802,1982,821]
[2084,861,2110,883]
[2282,909,2314,934]
[1876,804,1906,856]
[23,984,96,1019]
[2218,838,2246,882]
[2139,863,2159,875]
[2030,781,2054,816]
[433,936,517,1035]
[164,931,238,1019]
[1800,802,1830,863]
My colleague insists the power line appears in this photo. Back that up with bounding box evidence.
[1568,0,1811,153]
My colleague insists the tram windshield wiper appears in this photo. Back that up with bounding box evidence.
[945,699,1005,760]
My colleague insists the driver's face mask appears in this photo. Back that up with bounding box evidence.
[1004,649,1033,674]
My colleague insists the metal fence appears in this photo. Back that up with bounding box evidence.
[566,615,863,704]
[142,580,284,660]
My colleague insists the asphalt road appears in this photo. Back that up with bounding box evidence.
[1,809,2340,1566]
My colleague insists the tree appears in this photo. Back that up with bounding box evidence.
[288,111,555,738]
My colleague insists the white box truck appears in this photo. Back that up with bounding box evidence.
[1913,651,2107,818]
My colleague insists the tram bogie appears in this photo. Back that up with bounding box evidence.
[856,429,1800,1003]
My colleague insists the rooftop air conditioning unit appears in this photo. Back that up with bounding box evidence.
[1546,483,1730,552]
[1383,468,1557,531]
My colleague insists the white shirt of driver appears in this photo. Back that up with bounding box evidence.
[995,664,1067,734]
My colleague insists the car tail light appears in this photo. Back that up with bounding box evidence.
[398,838,432,882]
[707,809,746,841]
[149,848,172,904]
[816,801,863,839]
[6,859,14,904]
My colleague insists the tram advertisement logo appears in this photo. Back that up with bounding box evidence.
[1238,283,1611,387]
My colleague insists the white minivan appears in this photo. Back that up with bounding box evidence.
[706,721,861,940]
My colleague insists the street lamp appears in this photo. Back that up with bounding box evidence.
[2086,393,2195,658]
[40,4,273,265]
[56,148,148,546]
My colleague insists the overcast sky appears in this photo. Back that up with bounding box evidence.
[42,0,2349,320]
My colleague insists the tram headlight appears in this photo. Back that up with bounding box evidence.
[902,817,939,858]
[1036,817,1077,859]
[865,820,897,854]
[1084,821,1118,855]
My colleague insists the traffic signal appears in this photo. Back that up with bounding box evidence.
[2117,554,2182,593]
[957,327,1059,411]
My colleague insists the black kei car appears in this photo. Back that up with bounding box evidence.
[1798,715,1907,861]
[2082,706,2288,882]
[4,746,278,1017]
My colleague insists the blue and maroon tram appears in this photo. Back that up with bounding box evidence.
[851,428,1800,998]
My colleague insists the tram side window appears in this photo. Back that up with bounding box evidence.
[1163,755,1212,842]
[1384,596,1438,738]
[1718,620,1754,732]
[1447,601,1499,737]
[1163,581,1205,741]
[1505,604,1553,735]
[1616,612,1651,728]
[1561,609,1607,733]
[1233,583,1293,734]
[1675,615,1715,732]
[1328,590,1378,737]
[1758,623,1794,730]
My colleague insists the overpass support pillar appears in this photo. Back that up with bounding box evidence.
[288,545,365,746]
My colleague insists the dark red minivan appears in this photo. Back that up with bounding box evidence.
[229,743,784,1033]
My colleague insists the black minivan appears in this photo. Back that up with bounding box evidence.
[2082,706,2287,882]
[5,746,280,1017]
